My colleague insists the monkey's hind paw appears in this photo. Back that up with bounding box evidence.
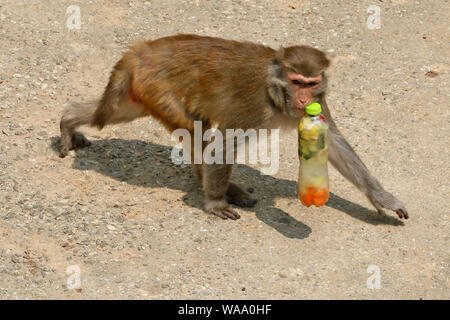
[60,132,91,158]
[59,146,70,158]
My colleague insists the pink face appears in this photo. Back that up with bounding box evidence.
[287,72,322,113]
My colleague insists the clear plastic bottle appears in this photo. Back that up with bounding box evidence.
[297,102,329,207]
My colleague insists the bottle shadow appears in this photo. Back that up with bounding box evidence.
[50,137,404,239]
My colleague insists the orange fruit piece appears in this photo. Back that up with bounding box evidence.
[312,188,329,207]
[299,186,329,207]
[298,188,314,207]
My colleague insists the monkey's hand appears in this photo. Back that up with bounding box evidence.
[367,188,409,219]
[204,199,240,220]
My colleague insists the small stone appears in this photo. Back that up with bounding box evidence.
[425,71,438,78]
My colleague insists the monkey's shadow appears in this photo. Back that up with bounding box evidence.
[50,137,403,239]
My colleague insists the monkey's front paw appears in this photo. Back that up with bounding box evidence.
[368,189,409,219]
[226,183,257,208]
[205,199,240,220]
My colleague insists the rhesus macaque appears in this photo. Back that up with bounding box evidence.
[60,34,408,220]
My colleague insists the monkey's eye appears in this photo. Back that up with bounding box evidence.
[292,80,309,87]
[291,79,320,88]
[292,79,315,88]
[292,79,302,85]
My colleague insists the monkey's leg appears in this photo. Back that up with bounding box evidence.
[193,164,203,182]
[193,163,256,208]
[190,127,207,186]
[193,135,257,209]
[194,166,256,208]
[60,91,148,158]
[203,164,240,220]
[320,98,408,219]
[60,56,149,157]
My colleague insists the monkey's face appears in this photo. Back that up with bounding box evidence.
[286,72,323,116]
[269,45,330,118]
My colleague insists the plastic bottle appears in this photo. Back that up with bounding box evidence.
[297,102,329,207]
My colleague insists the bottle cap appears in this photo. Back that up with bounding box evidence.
[305,102,322,115]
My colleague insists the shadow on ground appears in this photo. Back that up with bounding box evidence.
[51,137,404,239]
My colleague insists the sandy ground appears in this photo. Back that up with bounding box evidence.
[0,0,448,299]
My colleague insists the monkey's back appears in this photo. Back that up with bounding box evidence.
[127,34,278,131]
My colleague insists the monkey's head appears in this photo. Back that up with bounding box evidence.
[268,46,330,118]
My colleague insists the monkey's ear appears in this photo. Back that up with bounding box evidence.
[268,59,287,110]
[268,81,287,111]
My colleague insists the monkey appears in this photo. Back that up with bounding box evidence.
[60,34,408,221]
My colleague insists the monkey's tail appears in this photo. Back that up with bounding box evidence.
[91,56,134,130]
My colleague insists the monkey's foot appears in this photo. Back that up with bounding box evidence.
[205,199,240,220]
[226,182,257,208]
[60,132,91,158]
